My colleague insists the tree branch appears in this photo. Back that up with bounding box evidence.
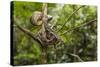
[69,53,84,62]
[13,18,43,48]
[60,19,97,35]
[57,6,85,32]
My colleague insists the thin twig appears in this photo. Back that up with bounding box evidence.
[69,53,84,62]
[60,19,97,35]
[57,6,85,32]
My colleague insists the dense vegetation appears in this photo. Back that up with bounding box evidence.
[12,1,97,65]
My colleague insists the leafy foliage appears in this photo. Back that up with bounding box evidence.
[12,1,97,65]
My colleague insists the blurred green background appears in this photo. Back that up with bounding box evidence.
[12,1,97,65]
